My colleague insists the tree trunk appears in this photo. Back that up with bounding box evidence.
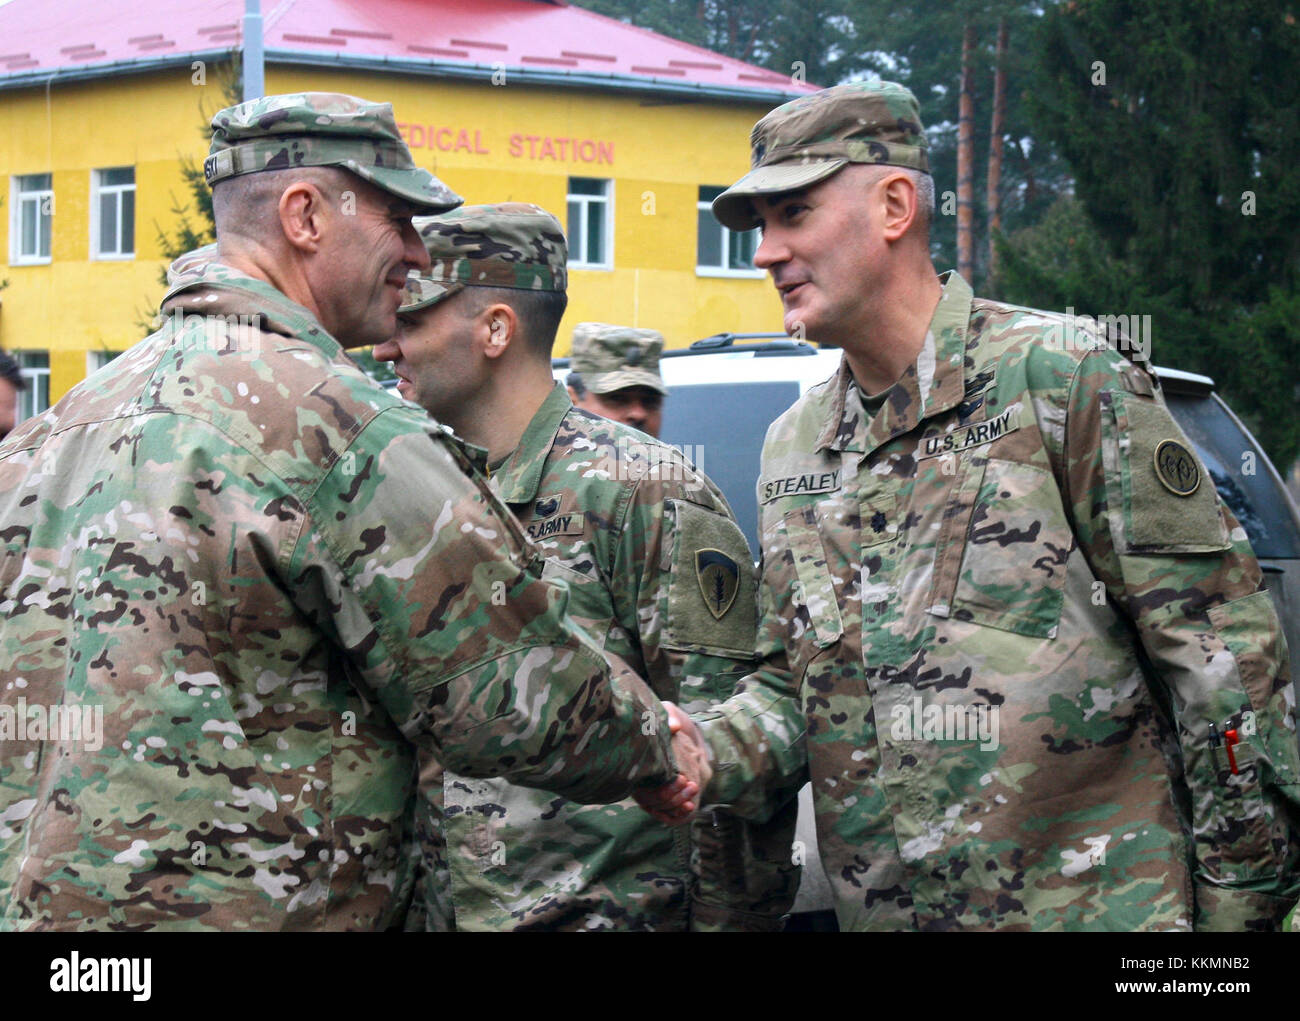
[1014,138,1038,206]
[957,22,976,282]
[987,17,1008,281]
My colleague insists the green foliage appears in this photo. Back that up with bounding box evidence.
[153,59,242,288]
[574,0,854,87]
[838,1,1073,285]
[999,0,1300,471]
[347,348,397,384]
[570,0,1070,290]
[138,60,241,332]
[994,196,1127,311]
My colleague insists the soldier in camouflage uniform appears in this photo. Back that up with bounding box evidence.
[644,80,1300,930]
[565,325,668,438]
[374,204,798,930]
[0,95,685,931]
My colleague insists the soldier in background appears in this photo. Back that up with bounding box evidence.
[0,351,25,441]
[566,324,668,437]
[643,80,1300,930]
[375,203,798,930]
[0,95,688,931]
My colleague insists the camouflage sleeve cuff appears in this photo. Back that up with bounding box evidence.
[426,643,677,804]
[1195,879,1298,931]
[695,686,806,821]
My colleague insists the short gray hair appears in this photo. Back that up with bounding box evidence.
[212,165,349,243]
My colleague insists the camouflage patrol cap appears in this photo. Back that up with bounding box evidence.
[570,323,668,396]
[400,203,568,313]
[712,80,929,230]
[205,92,462,213]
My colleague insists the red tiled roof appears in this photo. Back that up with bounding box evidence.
[0,0,816,100]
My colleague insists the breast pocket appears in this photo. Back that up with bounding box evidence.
[941,458,1075,639]
[540,557,612,652]
[781,504,845,650]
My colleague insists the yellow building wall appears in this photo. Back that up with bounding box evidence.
[0,64,787,403]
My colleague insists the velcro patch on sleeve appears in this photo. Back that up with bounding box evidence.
[663,499,758,657]
[1103,391,1230,553]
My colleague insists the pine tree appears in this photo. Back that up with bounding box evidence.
[153,60,241,287]
[999,0,1300,469]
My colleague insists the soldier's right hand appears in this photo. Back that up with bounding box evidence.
[634,703,712,825]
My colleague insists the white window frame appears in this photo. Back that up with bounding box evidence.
[696,186,764,278]
[15,351,50,422]
[567,177,613,270]
[87,349,121,375]
[90,167,135,260]
[10,173,53,265]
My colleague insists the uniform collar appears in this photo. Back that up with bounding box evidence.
[159,256,344,360]
[492,382,572,505]
[815,270,972,455]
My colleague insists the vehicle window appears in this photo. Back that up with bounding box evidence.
[661,381,801,553]
[1164,393,1300,558]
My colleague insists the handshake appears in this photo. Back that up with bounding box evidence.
[635,702,713,826]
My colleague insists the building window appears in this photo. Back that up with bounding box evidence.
[87,350,121,375]
[567,177,612,269]
[16,351,49,422]
[697,185,762,276]
[10,173,53,264]
[92,167,135,259]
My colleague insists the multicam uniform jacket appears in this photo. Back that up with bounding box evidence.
[0,263,674,931]
[411,384,798,930]
[698,272,1300,931]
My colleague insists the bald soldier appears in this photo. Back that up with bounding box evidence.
[566,324,668,437]
[0,94,690,931]
[375,203,797,930]
[643,81,1300,930]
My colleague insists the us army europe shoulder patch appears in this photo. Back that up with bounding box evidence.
[663,500,757,658]
[696,549,740,620]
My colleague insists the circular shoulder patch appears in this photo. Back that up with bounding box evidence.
[1153,439,1200,496]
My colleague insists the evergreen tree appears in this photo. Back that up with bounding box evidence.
[1000,0,1300,469]
[570,1,1070,290]
[574,0,853,87]
[153,61,241,287]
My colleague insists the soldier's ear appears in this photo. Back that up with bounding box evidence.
[278,181,328,253]
[879,171,918,243]
[480,302,518,360]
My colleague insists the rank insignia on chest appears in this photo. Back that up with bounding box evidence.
[695,549,740,620]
